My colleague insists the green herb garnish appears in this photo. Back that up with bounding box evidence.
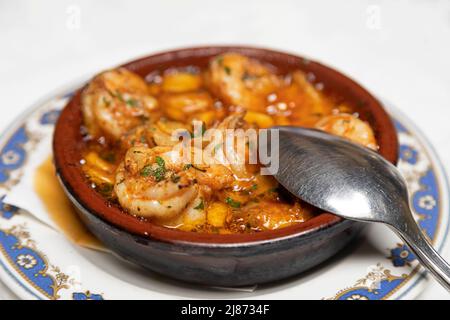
[225,197,241,208]
[156,156,165,167]
[194,199,204,210]
[140,165,153,177]
[152,156,167,181]
[126,98,139,107]
[140,156,167,182]
[224,66,231,75]
[153,168,166,181]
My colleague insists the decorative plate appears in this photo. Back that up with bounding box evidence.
[0,84,448,300]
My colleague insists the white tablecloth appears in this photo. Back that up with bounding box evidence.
[0,0,449,300]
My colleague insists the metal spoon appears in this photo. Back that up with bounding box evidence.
[267,126,450,291]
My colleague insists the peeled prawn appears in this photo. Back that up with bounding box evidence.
[120,119,191,150]
[315,113,377,150]
[115,146,198,220]
[81,68,159,140]
[205,53,280,112]
[114,144,235,222]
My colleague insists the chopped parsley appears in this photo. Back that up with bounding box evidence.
[140,165,153,177]
[153,168,166,182]
[194,199,204,210]
[225,197,241,208]
[224,66,232,75]
[110,90,139,107]
[156,156,165,167]
[126,98,139,107]
[140,156,167,182]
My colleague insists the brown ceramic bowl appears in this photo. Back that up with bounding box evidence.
[53,46,398,286]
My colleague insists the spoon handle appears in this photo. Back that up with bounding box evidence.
[392,211,450,292]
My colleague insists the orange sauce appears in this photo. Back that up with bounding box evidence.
[34,156,107,252]
[78,54,375,234]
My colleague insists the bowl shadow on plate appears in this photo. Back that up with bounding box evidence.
[72,226,368,299]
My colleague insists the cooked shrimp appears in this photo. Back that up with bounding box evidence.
[114,114,251,220]
[315,114,377,150]
[82,68,159,140]
[115,146,198,220]
[120,119,191,150]
[205,53,281,112]
[115,144,235,221]
[205,112,255,180]
[120,125,156,150]
[185,162,235,191]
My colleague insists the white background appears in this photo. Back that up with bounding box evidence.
[0,0,449,300]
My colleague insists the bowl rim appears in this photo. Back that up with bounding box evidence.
[53,45,399,246]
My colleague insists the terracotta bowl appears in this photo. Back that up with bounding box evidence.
[53,46,398,286]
